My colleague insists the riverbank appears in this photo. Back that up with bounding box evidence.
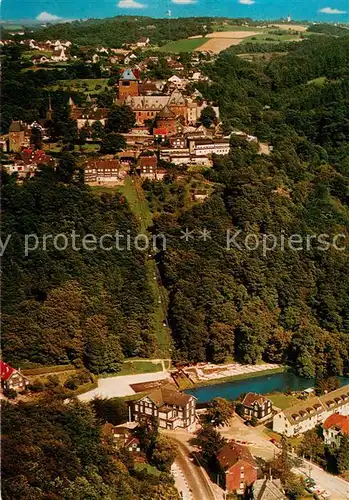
[190,366,286,389]
[185,371,349,403]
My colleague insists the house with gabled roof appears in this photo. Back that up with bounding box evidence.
[0,360,29,392]
[253,477,287,500]
[133,382,197,432]
[102,423,141,453]
[216,441,258,496]
[323,413,349,446]
[242,393,273,421]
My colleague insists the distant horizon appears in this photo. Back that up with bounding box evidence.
[2,0,349,24]
[2,13,349,27]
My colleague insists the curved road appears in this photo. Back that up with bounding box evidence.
[170,437,217,500]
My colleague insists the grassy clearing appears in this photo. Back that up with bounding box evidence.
[90,185,118,195]
[307,76,327,86]
[22,50,53,59]
[74,143,100,153]
[192,367,286,388]
[46,78,109,94]
[134,463,162,476]
[242,33,301,44]
[114,359,163,377]
[211,24,265,32]
[116,177,172,355]
[267,392,299,410]
[116,176,152,232]
[158,37,208,53]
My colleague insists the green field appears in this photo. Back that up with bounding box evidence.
[158,37,208,53]
[267,392,300,410]
[211,24,265,32]
[241,33,301,44]
[46,78,109,94]
[114,359,163,377]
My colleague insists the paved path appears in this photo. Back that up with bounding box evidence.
[293,457,349,500]
[77,370,170,401]
[172,462,193,500]
[170,437,217,500]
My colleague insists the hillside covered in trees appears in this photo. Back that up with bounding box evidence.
[147,35,349,376]
[8,16,220,48]
[1,166,157,370]
[2,399,179,499]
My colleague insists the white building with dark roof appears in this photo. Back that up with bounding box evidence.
[273,385,349,437]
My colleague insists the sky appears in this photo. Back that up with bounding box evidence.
[2,0,349,23]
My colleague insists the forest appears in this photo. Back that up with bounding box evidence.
[145,35,349,375]
[7,16,218,48]
[1,28,349,379]
[2,399,179,499]
[1,166,157,369]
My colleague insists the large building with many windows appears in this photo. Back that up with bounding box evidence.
[133,382,197,432]
[273,385,349,437]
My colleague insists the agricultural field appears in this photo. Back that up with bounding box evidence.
[241,33,302,45]
[158,37,208,53]
[46,78,110,94]
[195,29,303,53]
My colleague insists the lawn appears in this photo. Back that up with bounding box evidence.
[134,463,162,476]
[46,78,109,94]
[158,37,208,53]
[267,392,300,410]
[74,143,100,153]
[22,50,53,59]
[241,33,301,44]
[116,176,152,231]
[115,359,163,377]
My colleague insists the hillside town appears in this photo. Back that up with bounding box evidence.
[2,16,349,500]
[2,356,349,500]
[1,34,267,186]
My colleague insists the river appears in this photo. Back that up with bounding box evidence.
[185,371,349,403]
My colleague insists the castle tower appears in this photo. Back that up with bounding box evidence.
[156,105,177,135]
[9,121,25,152]
[118,68,140,101]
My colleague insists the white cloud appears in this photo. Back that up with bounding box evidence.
[118,0,146,7]
[172,0,197,4]
[319,7,347,13]
[238,0,255,4]
[36,12,62,22]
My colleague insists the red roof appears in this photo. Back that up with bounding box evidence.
[139,156,157,168]
[323,414,349,434]
[243,392,269,407]
[0,360,15,382]
[217,441,257,492]
[21,149,51,166]
[153,128,168,136]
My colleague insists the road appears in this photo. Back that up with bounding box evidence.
[167,435,218,500]
[293,457,349,500]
